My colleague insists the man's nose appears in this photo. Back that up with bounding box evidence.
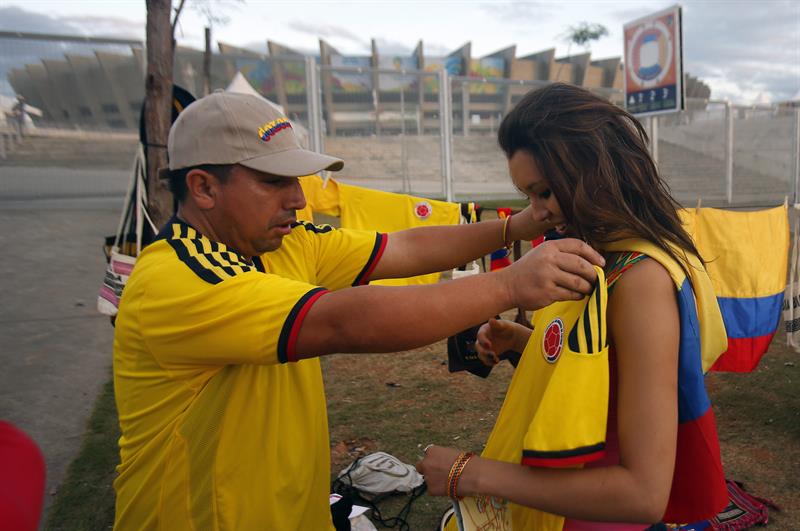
[286,179,307,210]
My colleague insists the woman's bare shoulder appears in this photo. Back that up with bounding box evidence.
[609,256,674,299]
[608,256,680,347]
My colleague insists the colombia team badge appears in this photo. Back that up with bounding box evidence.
[542,318,564,363]
[414,201,432,220]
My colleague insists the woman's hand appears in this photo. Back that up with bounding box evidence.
[416,445,469,496]
[476,318,532,366]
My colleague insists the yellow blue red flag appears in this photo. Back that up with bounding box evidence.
[688,206,789,372]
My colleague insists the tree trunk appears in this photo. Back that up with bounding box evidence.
[203,27,211,96]
[144,0,174,228]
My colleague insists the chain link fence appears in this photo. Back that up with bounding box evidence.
[2,31,798,208]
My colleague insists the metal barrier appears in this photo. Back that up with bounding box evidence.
[654,99,800,206]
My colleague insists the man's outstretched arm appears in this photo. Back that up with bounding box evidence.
[294,238,603,359]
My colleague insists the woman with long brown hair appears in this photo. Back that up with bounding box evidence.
[417,83,729,530]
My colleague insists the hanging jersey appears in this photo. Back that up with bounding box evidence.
[337,182,461,286]
[298,174,343,222]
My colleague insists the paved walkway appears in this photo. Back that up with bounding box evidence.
[0,166,127,522]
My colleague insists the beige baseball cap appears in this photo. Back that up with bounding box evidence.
[164,90,343,177]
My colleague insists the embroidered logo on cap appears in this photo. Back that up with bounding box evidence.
[542,318,564,363]
[414,201,432,220]
[258,118,292,142]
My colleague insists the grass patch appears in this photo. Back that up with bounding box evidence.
[51,337,798,529]
[706,341,800,530]
[46,377,119,531]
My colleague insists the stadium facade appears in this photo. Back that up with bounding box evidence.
[2,31,628,133]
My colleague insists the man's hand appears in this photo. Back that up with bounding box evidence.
[499,238,603,310]
[476,318,532,366]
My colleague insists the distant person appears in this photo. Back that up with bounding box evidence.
[11,95,26,138]
[0,421,46,531]
[417,83,729,529]
[111,91,605,530]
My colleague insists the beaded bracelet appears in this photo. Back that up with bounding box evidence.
[501,214,513,250]
[446,451,476,500]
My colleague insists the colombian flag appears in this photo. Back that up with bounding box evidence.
[684,206,790,373]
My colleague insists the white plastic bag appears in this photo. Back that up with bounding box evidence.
[337,452,424,495]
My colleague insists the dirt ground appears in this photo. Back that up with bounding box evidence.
[324,323,799,529]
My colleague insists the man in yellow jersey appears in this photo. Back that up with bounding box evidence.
[112,91,604,530]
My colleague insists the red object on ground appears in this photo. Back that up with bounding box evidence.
[0,421,46,531]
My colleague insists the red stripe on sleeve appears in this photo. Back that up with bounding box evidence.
[521,449,606,468]
[285,289,330,362]
[356,233,388,285]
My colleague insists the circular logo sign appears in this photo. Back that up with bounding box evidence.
[627,18,674,88]
[414,201,432,220]
[542,318,564,363]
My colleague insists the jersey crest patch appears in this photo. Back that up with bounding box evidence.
[542,318,564,363]
[414,201,432,220]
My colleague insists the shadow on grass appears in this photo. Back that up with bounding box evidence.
[45,377,118,531]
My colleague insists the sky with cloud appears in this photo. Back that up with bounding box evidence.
[1,0,798,104]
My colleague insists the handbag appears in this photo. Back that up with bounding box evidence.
[97,147,156,316]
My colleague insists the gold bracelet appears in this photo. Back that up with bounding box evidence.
[446,453,464,497]
[501,214,513,250]
[446,452,468,498]
[451,452,476,499]
[447,451,476,499]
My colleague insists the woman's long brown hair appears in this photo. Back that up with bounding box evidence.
[498,83,700,268]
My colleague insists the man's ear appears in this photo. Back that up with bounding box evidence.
[185,169,219,210]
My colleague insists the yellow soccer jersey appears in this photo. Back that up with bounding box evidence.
[112,216,385,531]
[480,266,609,531]
[337,182,461,286]
[298,174,342,222]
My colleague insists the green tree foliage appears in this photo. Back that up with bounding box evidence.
[564,22,609,48]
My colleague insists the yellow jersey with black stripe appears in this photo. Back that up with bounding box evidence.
[297,176,461,285]
[297,174,343,222]
[337,181,461,286]
[479,266,609,531]
[112,215,385,531]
